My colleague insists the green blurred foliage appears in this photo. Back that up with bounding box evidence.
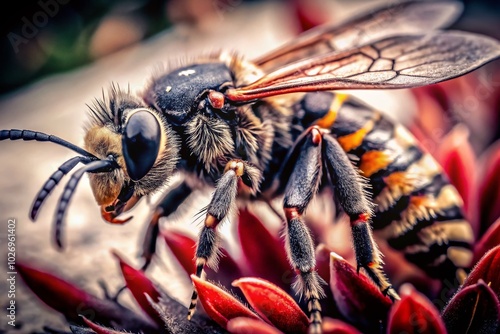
[1,0,172,94]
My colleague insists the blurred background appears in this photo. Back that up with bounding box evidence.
[0,0,499,333]
[1,0,500,95]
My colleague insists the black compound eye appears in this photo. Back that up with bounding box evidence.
[122,110,161,181]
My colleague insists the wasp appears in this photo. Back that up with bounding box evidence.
[2,1,500,333]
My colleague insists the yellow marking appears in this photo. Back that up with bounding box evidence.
[447,247,473,268]
[195,258,206,267]
[434,184,464,210]
[315,93,349,128]
[457,269,467,285]
[378,183,466,240]
[337,112,380,152]
[204,214,218,228]
[378,195,441,238]
[165,85,172,92]
[337,126,370,152]
[374,153,443,212]
[224,160,244,176]
[359,150,392,177]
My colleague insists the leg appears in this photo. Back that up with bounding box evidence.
[141,181,192,270]
[282,127,326,334]
[187,160,261,320]
[140,181,191,270]
[323,134,399,301]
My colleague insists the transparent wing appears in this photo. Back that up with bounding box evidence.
[255,0,463,72]
[227,31,500,101]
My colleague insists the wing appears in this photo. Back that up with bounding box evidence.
[254,0,463,72]
[227,31,500,102]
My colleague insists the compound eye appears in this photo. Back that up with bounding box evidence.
[122,110,161,181]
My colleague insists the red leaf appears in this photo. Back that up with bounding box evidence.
[436,124,476,216]
[322,318,361,334]
[238,208,291,290]
[163,227,244,289]
[162,228,196,275]
[291,0,330,33]
[207,247,245,291]
[112,251,163,326]
[191,274,260,329]
[477,140,500,234]
[473,218,500,265]
[16,261,156,332]
[316,244,331,283]
[227,317,283,334]
[81,316,128,334]
[387,284,446,334]
[442,280,500,333]
[315,244,341,318]
[329,252,391,331]
[233,277,308,333]
[16,262,101,320]
[462,245,500,301]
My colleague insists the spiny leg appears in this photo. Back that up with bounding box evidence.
[323,135,399,301]
[282,127,326,334]
[187,160,260,320]
[141,181,192,270]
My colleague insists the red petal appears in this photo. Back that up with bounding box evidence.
[473,218,500,265]
[410,85,451,154]
[238,208,291,289]
[462,245,500,301]
[207,248,245,291]
[191,274,260,329]
[227,317,283,334]
[163,227,243,289]
[329,252,391,331]
[162,228,196,275]
[81,317,127,334]
[316,244,331,283]
[436,124,476,216]
[290,0,330,33]
[112,251,163,326]
[16,261,99,319]
[387,284,446,334]
[315,244,341,318]
[322,318,361,334]
[16,261,155,331]
[477,140,500,234]
[233,277,308,333]
[442,280,500,333]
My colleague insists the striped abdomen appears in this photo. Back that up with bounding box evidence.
[297,91,474,282]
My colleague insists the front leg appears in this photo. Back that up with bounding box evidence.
[141,181,192,270]
[187,160,261,320]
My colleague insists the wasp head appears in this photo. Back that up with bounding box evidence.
[85,85,179,220]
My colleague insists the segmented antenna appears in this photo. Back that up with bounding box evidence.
[0,129,96,158]
[30,156,93,221]
[54,159,117,249]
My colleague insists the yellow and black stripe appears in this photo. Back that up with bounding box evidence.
[297,91,474,283]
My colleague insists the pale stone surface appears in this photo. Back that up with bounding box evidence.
[0,1,413,332]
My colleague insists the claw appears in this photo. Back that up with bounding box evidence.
[101,206,134,225]
[383,285,401,302]
[100,194,141,224]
